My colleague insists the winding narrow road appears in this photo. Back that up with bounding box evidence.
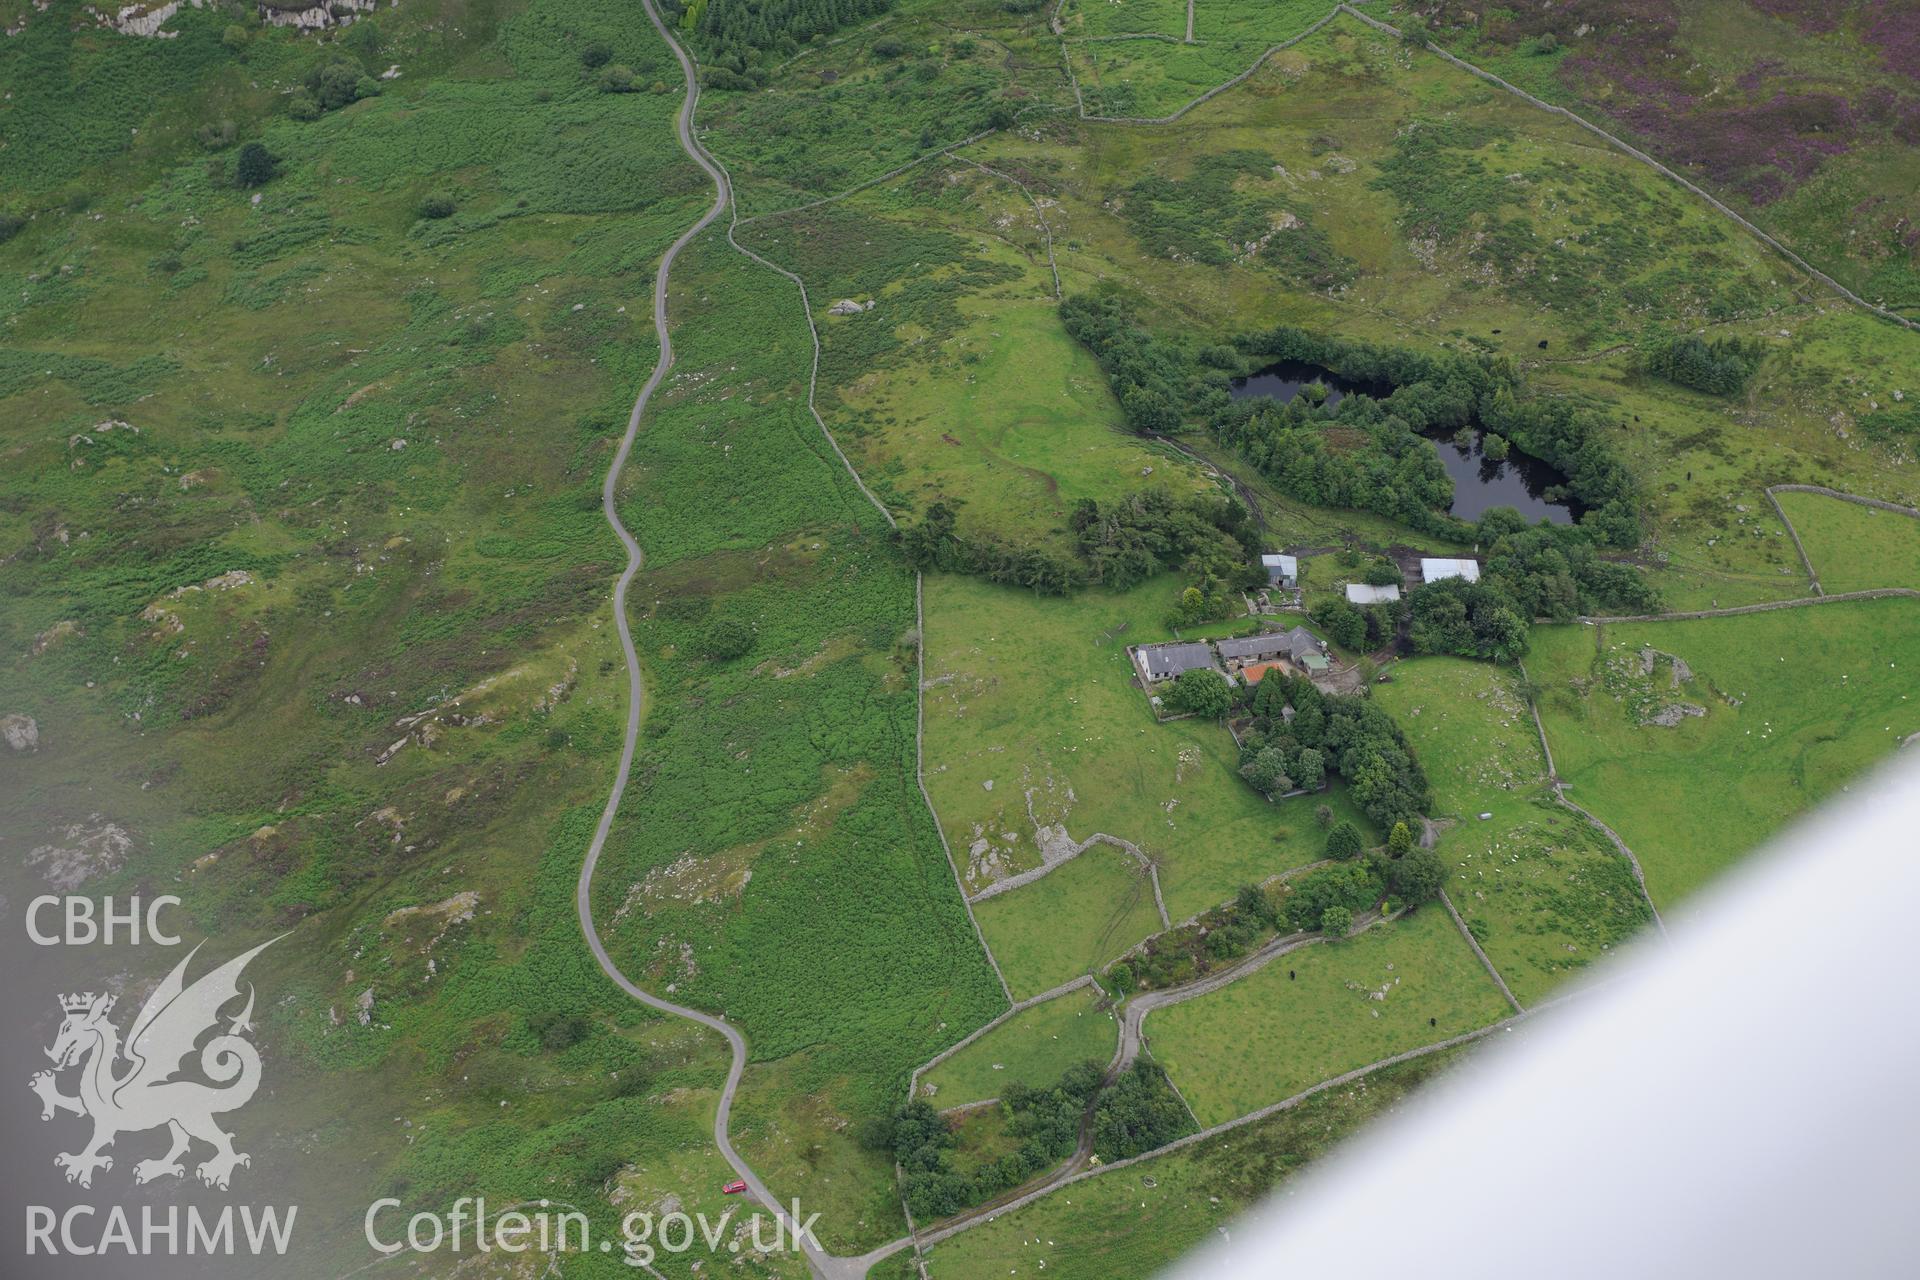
[571,2,840,1276]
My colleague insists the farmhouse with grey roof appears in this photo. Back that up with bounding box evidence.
[1216,632,1293,663]
[1136,641,1214,683]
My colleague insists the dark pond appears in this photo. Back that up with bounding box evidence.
[1429,427,1583,525]
[1228,360,1582,525]
[1228,358,1390,408]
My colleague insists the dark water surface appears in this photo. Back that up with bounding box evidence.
[1429,429,1582,525]
[1229,360,1580,525]
[1228,358,1390,408]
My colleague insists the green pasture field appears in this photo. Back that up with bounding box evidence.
[923,985,1120,1107]
[919,1044,1467,1279]
[1149,906,1508,1126]
[972,844,1167,1000]
[1773,491,1920,593]
[922,570,1376,922]
[1528,598,1920,909]
[1372,658,1651,1004]
[1373,657,1546,817]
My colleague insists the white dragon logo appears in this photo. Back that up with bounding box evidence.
[28,938,279,1190]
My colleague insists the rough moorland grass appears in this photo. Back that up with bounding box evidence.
[1061,0,1189,40]
[1069,36,1261,119]
[919,1044,1468,1279]
[923,985,1118,1107]
[0,1,779,1271]
[1149,906,1508,1126]
[1415,0,1920,314]
[733,171,1212,552]
[972,844,1166,1000]
[1195,0,1339,45]
[1529,598,1920,909]
[923,570,1376,920]
[1773,491,1920,593]
[593,231,1005,1251]
[1372,657,1651,1004]
[699,0,1073,217]
[970,13,1919,603]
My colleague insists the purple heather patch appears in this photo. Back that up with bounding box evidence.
[1862,0,1920,77]
[1432,0,1920,205]
[1617,92,1857,203]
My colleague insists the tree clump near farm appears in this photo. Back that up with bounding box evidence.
[1109,881,1286,993]
[1325,820,1364,861]
[1240,672,1430,831]
[1239,746,1292,796]
[1170,579,1240,629]
[1282,861,1381,933]
[1282,841,1444,936]
[1638,333,1768,396]
[892,1060,1104,1218]
[1403,513,1662,664]
[1166,668,1232,719]
[1311,595,1393,651]
[1060,293,1200,435]
[1093,1059,1197,1161]
[896,487,1260,597]
[1073,489,1261,592]
[1406,575,1531,663]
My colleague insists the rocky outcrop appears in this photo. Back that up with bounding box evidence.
[258,0,380,31]
[27,816,135,889]
[82,0,200,38]
[2,713,38,752]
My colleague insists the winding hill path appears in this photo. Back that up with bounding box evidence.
[573,3,841,1275]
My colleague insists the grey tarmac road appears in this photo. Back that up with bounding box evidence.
[571,3,850,1277]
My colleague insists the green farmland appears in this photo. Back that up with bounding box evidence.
[922,984,1119,1108]
[1529,599,1920,908]
[1149,907,1510,1126]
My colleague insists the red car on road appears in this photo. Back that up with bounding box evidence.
[722,1180,748,1195]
